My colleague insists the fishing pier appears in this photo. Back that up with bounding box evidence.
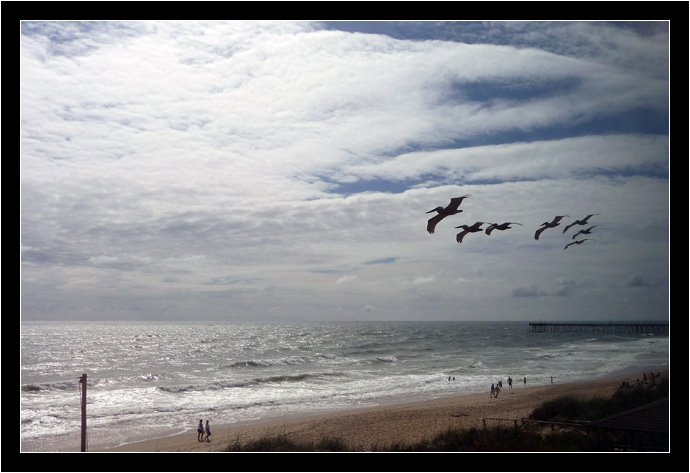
[529,323,668,335]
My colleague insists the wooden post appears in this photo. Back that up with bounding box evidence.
[79,373,87,452]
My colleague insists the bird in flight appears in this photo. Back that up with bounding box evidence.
[562,214,600,234]
[564,239,596,250]
[426,194,471,234]
[485,222,522,236]
[534,215,570,240]
[455,221,487,243]
[571,225,599,239]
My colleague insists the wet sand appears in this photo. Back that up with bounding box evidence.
[101,369,667,452]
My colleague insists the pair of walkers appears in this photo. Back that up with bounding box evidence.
[197,419,211,442]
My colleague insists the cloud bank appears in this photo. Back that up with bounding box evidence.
[21,21,669,322]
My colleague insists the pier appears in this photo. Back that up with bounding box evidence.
[529,323,668,334]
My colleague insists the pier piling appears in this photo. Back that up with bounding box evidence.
[528,323,668,334]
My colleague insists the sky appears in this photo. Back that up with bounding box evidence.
[20,20,670,322]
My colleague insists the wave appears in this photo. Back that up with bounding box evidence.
[138,374,162,382]
[22,381,80,393]
[158,372,345,393]
[225,356,309,369]
[538,352,574,359]
[260,372,343,383]
[370,356,398,364]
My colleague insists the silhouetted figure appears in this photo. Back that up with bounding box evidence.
[426,195,471,234]
[197,419,204,442]
[204,420,211,442]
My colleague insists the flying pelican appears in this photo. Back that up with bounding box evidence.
[426,194,471,234]
[562,214,600,233]
[485,222,522,236]
[455,221,486,243]
[571,225,599,239]
[564,239,596,250]
[534,215,570,240]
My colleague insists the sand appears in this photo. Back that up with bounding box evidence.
[100,370,667,452]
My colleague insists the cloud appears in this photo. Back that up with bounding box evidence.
[625,273,656,288]
[336,275,357,284]
[20,21,669,322]
[364,257,399,265]
[202,277,258,286]
[511,283,573,298]
[333,134,668,186]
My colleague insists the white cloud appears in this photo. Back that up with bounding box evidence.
[20,21,669,322]
[336,275,357,284]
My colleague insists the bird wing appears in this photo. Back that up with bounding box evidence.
[446,194,471,212]
[534,226,548,240]
[456,230,469,243]
[562,222,575,233]
[564,242,574,250]
[485,225,496,235]
[427,214,447,234]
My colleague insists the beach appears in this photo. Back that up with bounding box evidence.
[101,369,667,452]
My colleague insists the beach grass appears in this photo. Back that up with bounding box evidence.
[221,424,606,452]
[221,378,668,452]
[530,377,667,422]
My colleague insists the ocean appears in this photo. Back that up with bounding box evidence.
[20,320,669,452]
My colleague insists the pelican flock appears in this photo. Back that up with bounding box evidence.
[426,195,601,249]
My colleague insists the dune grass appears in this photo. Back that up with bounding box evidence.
[222,379,667,452]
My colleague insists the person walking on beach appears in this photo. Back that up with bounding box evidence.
[197,419,204,442]
[204,420,211,442]
[508,376,512,389]
[494,384,500,398]
[490,383,495,398]
[523,377,527,386]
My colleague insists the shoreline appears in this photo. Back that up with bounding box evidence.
[100,368,668,452]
